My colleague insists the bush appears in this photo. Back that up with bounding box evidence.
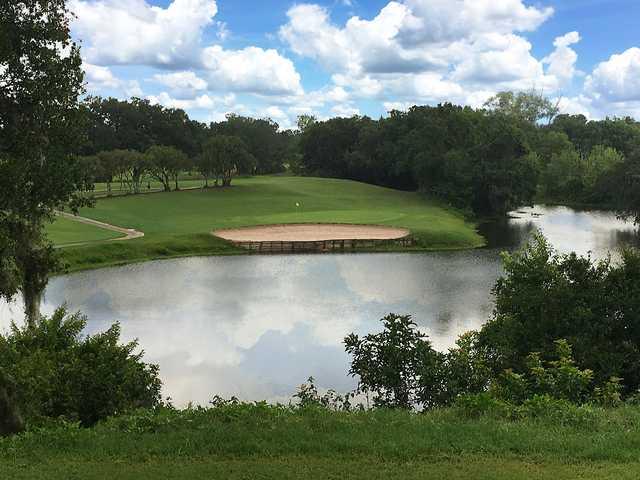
[0,370,24,436]
[344,314,444,409]
[0,307,162,427]
[478,234,640,394]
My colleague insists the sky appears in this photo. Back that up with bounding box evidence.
[71,0,640,128]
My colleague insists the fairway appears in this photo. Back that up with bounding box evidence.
[50,176,484,272]
[46,215,124,246]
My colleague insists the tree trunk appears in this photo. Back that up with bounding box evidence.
[22,284,42,328]
[174,175,180,191]
[0,372,24,437]
[15,222,52,329]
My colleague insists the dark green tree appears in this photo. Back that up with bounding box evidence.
[0,0,92,325]
[344,314,443,409]
[478,234,640,393]
[146,146,190,192]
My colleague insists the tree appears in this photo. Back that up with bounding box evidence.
[0,307,162,427]
[584,145,624,189]
[200,135,254,187]
[344,314,443,409]
[146,146,189,192]
[0,0,92,326]
[82,97,206,158]
[484,90,560,125]
[96,149,148,194]
[211,115,288,174]
[478,234,640,394]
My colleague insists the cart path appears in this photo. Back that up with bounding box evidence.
[55,211,144,247]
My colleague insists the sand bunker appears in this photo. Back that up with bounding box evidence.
[213,224,410,242]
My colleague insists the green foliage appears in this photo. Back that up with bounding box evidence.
[198,135,254,187]
[492,340,602,405]
[484,90,560,125]
[0,0,93,322]
[479,234,640,394]
[0,307,162,427]
[299,104,537,216]
[345,314,444,409]
[146,145,190,191]
[96,149,149,194]
[211,114,290,174]
[0,369,24,436]
[293,377,355,411]
[82,97,205,158]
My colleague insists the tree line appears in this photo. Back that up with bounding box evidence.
[78,98,296,193]
[79,91,640,221]
[297,92,640,219]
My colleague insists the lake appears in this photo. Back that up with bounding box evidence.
[1,205,637,405]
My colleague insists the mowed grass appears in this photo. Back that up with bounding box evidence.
[46,216,123,246]
[3,405,640,479]
[51,176,484,272]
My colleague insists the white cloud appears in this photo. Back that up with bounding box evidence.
[70,0,218,67]
[153,71,208,98]
[83,62,120,89]
[543,31,581,86]
[399,0,553,45]
[202,46,303,96]
[148,92,218,110]
[84,63,143,98]
[585,47,640,103]
[331,104,360,117]
[280,1,565,109]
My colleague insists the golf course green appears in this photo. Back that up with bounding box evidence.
[48,176,484,272]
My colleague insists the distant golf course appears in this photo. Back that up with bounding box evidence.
[46,176,484,272]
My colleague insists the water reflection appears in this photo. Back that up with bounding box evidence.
[0,205,637,405]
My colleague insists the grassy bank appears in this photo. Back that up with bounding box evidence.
[3,404,640,479]
[49,176,484,272]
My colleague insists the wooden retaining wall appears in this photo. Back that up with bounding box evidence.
[231,236,414,253]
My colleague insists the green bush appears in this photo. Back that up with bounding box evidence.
[0,307,162,427]
[344,314,444,409]
[479,234,640,394]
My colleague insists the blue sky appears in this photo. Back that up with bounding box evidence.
[71,0,640,127]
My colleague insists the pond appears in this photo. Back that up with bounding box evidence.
[1,205,638,405]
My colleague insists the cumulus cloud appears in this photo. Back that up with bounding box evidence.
[83,62,120,89]
[147,92,217,110]
[279,1,568,108]
[153,71,208,98]
[581,47,640,118]
[70,0,218,67]
[585,48,640,103]
[70,0,305,103]
[543,31,581,86]
[84,63,143,97]
[202,46,303,96]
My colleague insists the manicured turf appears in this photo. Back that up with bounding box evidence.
[2,405,640,479]
[51,176,484,272]
[46,216,123,246]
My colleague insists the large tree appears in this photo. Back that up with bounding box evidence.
[0,0,92,325]
[200,135,254,187]
[146,145,190,192]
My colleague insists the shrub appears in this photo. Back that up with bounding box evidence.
[479,234,640,394]
[344,314,444,409]
[0,370,24,436]
[0,307,162,427]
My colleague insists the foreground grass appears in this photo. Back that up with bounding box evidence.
[51,176,484,272]
[2,405,640,479]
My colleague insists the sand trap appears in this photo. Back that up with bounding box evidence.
[213,224,410,242]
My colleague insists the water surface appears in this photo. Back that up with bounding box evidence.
[1,206,637,405]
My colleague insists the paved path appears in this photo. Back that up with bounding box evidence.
[55,211,144,247]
